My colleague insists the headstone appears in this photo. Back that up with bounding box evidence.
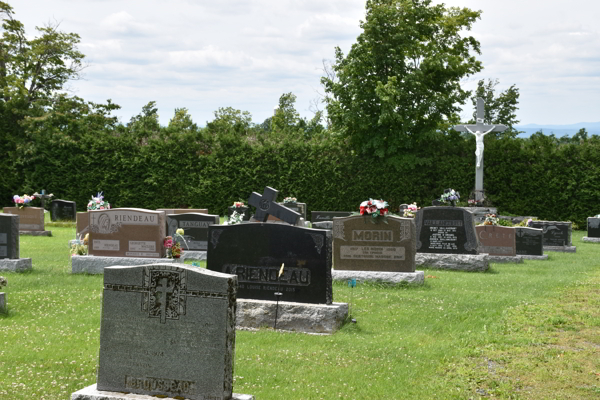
[515,227,544,256]
[415,206,479,254]
[207,223,332,304]
[311,211,353,222]
[587,217,600,238]
[281,202,307,220]
[167,213,219,250]
[157,208,208,215]
[76,212,89,238]
[88,208,165,258]
[50,199,76,221]
[399,204,409,211]
[3,207,45,231]
[95,264,238,400]
[332,215,416,272]
[248,186,300,225]
[0,214,19,259]
[529,221,572,247]
[475,225,516,256]
[227,206,251,221]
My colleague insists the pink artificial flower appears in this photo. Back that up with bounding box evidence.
[99,206,104,210]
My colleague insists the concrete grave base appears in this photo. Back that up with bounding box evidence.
[0,293,5,312]
[520,254,549,260]
[582,237,600,243]
[416,253,489,272]
[71,384,254,400]
[236,299,348,334]
[544,245,576,253]
[0,258,32,272]
[181,250,207,261]
[71,255,176,274]
[19,230,51,236]
[332,269,424,285]
[488,255,523,264]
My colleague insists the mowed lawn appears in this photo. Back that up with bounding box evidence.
[0,220,598,400]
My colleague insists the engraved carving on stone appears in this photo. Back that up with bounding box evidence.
[463,211,478,252]
[259,199,270,211]
[333,220,345,241]
[309,233,324,255]
[211,229,223,249]
[142,268,187,324]
[91,213,121,234]
[398,220,411,241]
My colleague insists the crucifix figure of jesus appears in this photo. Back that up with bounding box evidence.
[453,98,507,201]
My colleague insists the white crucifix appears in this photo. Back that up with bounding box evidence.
[453,98,507,201]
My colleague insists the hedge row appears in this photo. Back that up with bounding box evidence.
[3,126,599,227]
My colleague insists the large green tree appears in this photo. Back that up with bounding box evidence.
[469,78,520,138]
[322,0,483,163]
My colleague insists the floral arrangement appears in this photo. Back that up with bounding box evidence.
[483,214,498,226]
[164,228,186,258]
[87,192,110,211]
[403,202,420,218]
[232,201,245,208]
[283,197,297,203]
[71,233,89,256]
[13,194,37,208]
[0,276,6,289]
[468,198,484,207]
[439,189,460,205]
[226,210,245,225]
[359,199,389,221]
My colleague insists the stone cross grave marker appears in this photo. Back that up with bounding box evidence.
[453,98,507,201]
[248,186,300,225]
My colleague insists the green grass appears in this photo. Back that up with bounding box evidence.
[0,221,598,399]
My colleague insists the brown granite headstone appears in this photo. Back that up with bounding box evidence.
[76,212,89,238]
[89,208,165,258]
[475,225,516,256]
[3,207,45,231]
[333,215,416,272]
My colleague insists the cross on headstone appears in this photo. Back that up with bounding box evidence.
[37,189,53,209]
[453,98,508,201]
[155,277,174,324]
[248,186,301,225]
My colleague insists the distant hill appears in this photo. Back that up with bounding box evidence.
[514,122,600,138]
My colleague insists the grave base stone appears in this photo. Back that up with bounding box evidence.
[543,245,577,253]
[487,255,523,264]
[236,299,348,334]
[0,258,32,272]
[71,384,254,400]
[415,253,489,272]
[582,237,600,243]
[520,254,549,260]
[71,256,177,274]
[0,292,5,312]
[332,270,424,285]
[181,251,207,261]
[19,230,52,236]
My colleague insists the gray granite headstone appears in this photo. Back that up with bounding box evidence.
[96,264,237,400]
[167,213,219,250]
[0,214,19,259]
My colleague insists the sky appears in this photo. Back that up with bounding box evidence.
[13,0,600,127]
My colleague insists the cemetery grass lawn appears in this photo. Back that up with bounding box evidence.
[0,222,597,399]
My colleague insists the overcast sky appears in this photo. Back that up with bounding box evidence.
[14,0,600,126]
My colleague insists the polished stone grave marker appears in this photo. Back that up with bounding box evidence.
[167,213,219,250]
[94,264,240,400]
[50,199,76,221]
[415,207,479,254]
[3,207,45,231]
[76,212,89,238]
[227,206,251,221]
[248,186,300,225]
[157,208,208,215]
[311,211,353,222]
[333,215,416,272]
[529,221,573,247]
[88,208,165,258]
[0,214,18,259]
[515,227,544,256]
[587,217,600,238]
[475,225,516,256]
[207,223,332,304]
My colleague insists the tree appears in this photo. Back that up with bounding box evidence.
[321,0,482,162]
[0,2,85,108]
[168,108,198,133]
[469,79,520,138]
[271,92,301,133]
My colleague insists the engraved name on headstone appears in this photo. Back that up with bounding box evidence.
[415,207,479,254]
[311,211,353,222]
[96,264,237,400]
[167,213,220,250]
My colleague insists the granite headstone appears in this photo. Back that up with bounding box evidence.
[88,208,165,258]
[76,212,89,238]
[529,221,572,247]
[96,264,237,400]
[415,207,479,254]
[515,227,544,256]
[333,215,416,272]
[311,211,353,222]
[50,199,76,221]
[0,214,19,259]
[227,206,251,221]
[587,217,600,238]
[167,213,220,251]
[3,207,45,231]
[207,223,332,304]
[475,225,516,256]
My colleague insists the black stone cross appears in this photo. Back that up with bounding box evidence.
[248,186,300,225]
[155,277,174,324]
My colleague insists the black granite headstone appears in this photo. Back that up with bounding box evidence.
[50,199,76,221]
[207,223,332,304]
[311,211,352,222]
[515,227,544,256]
[587,217,600,238]
[280,202,307,220]
[167,213,219,251]
[0,214,19,259]
[529,221,572,247]
[415,206,479,254]
[227,206,251,221]
[248,186,300,225]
